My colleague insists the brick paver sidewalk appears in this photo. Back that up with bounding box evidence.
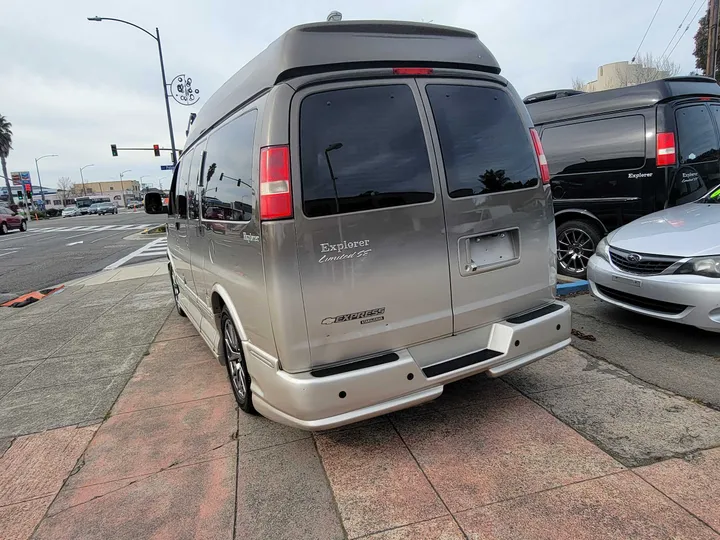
[1,269,719,539]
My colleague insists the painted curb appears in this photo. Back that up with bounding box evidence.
[556,280,589,296]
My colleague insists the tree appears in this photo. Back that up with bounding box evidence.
[571,77,585,91]
[694,10,719,78]
[56,177,74,205]
[611,53,681,87]
[0,115,13,206]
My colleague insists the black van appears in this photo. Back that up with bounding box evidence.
[526,77,720,277]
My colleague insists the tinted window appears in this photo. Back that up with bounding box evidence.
[300,85,434,217]
[427,85,538,198]
[677,106,719,165]
[541,116,646,175]
[175,149,193,218]
[202,111,256,221]
[187,143,205,220]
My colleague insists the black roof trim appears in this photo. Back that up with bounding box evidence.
[523,89,585,104]
[186,20,500,148]
[527,77,720,125]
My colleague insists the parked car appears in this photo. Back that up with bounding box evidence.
[588,186,720,332]
[96,202,117,215]
[88,203,101,215]
[62,206,80,217]
[144,20,571,430]
[0,205,27,234]
[126,201,143,210]
[525,76,720,278]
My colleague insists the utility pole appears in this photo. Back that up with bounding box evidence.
[708,0,719,78]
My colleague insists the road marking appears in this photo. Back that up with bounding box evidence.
[32,224,153,234]
[104,237,168,270]
[67,241,84,246]
[0,250,17,258]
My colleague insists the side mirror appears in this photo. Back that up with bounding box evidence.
[144,192,165,215]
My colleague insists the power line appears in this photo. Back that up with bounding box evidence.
[632,0,665,62]
[667,1,707,59]
[660,0,700,60]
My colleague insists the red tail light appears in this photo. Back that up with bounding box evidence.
[656,132,676,167]
[260,145,292,220]
[392,67,433,76]
[530,128,550,184]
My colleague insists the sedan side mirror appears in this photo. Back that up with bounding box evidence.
[144,192,165,215]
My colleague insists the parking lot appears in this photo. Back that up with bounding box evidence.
[1,268,718,540]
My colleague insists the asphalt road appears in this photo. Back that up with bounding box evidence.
[568,293,720,410]
[0,210,166,300]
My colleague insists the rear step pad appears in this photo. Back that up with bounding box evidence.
[423,349,502,378]
[311,352,400,378]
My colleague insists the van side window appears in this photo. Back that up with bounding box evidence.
[175,151,193,219]
[300,85,434,217]
[427,85,539,197]
[202,110,257,221]
[677,106,719,165]
[541,115,646,175]
[186,143,205,220]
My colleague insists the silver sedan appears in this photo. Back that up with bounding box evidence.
[588,189,720,332]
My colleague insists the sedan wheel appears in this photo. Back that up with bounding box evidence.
[20,220,27,232]
[222,307,255,413]
[557,225,597,277]
[0,222,7,235]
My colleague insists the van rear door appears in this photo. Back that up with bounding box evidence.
[292,81,453,367]
[419,81,555,332]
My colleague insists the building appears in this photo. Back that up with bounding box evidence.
[583,61,670,92]
[72,180,141,207]
[0,185,65,210]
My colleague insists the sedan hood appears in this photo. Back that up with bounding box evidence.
[609,203,720,257]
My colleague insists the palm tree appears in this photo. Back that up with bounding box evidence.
[0,115,13,205]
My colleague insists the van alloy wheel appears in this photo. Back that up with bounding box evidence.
[222,308,255,414]
[557,228,595,276]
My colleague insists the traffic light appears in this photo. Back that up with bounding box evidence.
[153,144,160,157]
[25,184,32,197]
[111,144,118,157]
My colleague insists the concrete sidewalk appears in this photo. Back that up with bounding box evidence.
[1,264,719,539]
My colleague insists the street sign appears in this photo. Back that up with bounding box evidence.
[10,171,31,186]
[160,165,175,171]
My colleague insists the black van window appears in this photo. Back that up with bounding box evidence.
[300,85,434,217]
[202,110,257,221]
[427,85,538,198]
[176,149,194,219]
[541,115,646,175]
[677,106,719,165]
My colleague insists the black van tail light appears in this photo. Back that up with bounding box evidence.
[392,67,433,76]
[529,128,550,184]
[656,132,676,167]
[260,145,293,220]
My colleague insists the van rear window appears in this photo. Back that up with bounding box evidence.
[299,85,435,218]
[426,85,538,198]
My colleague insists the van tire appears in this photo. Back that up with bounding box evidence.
[556,220,602,279]
[221,307,256,414]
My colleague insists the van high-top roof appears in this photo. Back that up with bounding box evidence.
[526,76,720,125]
[186,20,500,148]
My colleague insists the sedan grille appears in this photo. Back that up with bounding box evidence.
[608,248,680,275]
[596,284,688,315]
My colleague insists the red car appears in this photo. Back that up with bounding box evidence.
[0,205,27,234]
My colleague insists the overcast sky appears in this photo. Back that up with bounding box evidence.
[0,0,702,190]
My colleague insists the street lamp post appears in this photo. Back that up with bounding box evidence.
[119,169,131,207]
[87,16,178,165]
[79,164,93,197]
[34,154,58,207]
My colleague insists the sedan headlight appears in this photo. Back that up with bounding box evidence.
[675,257,720,278]
[594,237,610,262]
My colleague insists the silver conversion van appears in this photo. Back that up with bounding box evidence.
[145,21,571,430]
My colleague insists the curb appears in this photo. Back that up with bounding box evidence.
[556,280,589,296]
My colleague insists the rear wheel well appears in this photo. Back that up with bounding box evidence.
[554,211,606,234]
